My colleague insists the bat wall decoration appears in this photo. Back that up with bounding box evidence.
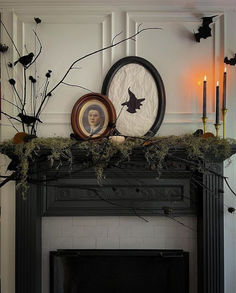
[224,54,236,66]
[194,15,217,42]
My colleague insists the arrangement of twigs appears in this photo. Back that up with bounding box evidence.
[0,18,161,136]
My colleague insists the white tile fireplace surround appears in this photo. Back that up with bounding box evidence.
[42,215,197,293]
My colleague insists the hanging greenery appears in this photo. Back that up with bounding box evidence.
[0,134,234,197]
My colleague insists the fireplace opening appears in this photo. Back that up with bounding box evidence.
[50,249,189,293]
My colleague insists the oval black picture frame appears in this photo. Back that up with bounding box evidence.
[101,56,166,137]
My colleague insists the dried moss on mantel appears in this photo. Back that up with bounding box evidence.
[0,135,235,196]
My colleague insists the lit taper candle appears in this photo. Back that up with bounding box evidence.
[203,75,207,118]
[223,67,227,110]
[216,81,220,124]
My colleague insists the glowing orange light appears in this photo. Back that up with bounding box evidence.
[204,75,207,81]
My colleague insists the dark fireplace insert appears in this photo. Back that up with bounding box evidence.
[50,249,189,293]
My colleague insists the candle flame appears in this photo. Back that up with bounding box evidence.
[204,75,207,81]
[217,81,219,86]
[224,67,227,73]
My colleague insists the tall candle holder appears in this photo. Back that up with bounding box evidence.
[202,117,208,134]
[222,109,227,139]
[214,123,221,138]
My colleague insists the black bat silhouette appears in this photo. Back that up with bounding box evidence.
[228,207,235,213]
[194,15,217,42]
[34,17,41,24]
[121,87,145,113]
[224,54,236,66]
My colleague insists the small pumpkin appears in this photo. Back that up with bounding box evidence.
[13,132,28,144]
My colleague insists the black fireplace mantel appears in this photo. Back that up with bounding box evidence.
[15,146,236,293]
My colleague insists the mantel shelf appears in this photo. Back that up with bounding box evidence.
[2,142,236,166]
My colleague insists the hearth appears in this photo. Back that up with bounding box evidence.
[50,249,189,293]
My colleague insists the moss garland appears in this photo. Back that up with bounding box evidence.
[0,135,234,196]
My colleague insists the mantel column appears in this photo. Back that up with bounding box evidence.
[15,184,42,293]
[198,162,224,293]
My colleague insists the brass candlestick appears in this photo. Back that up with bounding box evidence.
[202,117,208,134]
[222,109,227,139]
[214,123,221,138]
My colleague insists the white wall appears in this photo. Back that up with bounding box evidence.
[0,3,236,293]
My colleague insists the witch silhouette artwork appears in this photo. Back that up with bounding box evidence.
[121,87,145,113]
